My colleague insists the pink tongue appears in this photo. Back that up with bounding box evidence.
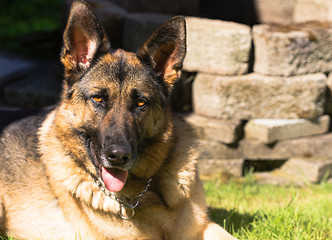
[101,167,128,192]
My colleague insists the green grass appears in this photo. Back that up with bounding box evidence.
[0,0,62,38]
[0,0,62,54]
[204,175,332,240]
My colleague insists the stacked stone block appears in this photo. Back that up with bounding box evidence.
[293,0,332,23]
[253,22,332,76]
[193,73,326,119]
[245,116,330,144]
[183,17,251,75]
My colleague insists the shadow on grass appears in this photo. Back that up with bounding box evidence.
[208,207,255,234]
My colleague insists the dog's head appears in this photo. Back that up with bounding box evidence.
[58,0,186,193]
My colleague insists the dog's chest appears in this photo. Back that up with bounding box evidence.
[82,192,174,240]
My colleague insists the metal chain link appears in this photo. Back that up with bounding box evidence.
[92,175,152,220]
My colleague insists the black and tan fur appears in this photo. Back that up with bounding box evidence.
[0,1,236,239]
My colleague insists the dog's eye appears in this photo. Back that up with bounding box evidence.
[92,96,103,103]
[137,99,147,108]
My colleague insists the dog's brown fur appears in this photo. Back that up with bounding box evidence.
[0,1,236,239]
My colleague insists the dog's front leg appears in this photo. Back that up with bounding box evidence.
[203,222,237,240]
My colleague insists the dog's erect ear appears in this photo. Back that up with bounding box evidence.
[61,0,110,76]
[137,16,186,87]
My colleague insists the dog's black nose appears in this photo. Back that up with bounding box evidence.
[105,144,132,166]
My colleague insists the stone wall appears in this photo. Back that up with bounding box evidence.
[185,17,332,183]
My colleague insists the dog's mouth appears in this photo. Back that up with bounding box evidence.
[87,138,129,192]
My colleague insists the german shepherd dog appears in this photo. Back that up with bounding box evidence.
[0,1,236,239]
